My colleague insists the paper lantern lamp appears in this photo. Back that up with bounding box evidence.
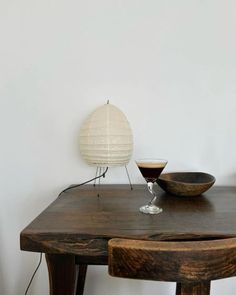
[79,102,133,167]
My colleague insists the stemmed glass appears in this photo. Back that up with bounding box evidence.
[136,159,168,214]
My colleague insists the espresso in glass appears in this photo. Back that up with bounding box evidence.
[137,163,165,183]
[136,159,167,214]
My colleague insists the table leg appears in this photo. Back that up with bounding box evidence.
[46,254,76,295]
[76,264,87,295]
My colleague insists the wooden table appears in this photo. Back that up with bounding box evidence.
[20,185,236,295]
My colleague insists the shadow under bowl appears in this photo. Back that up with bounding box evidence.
[157,172,216,197]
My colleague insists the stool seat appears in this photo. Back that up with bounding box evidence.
[108,238,236,294]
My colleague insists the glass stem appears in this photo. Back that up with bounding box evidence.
[147,182,157,205]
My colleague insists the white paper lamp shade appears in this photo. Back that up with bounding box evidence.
[79,103,133,167]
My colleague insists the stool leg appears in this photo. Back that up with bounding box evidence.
[176,282,210,295]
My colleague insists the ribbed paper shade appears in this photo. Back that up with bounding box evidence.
[79,103,133,167]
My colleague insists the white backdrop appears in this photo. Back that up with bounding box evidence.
[0,0,236,294]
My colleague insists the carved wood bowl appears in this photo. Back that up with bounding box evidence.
[157,172,216,197]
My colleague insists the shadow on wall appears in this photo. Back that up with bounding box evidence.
[84,265,144,295]
[225,173,236,186]
[13,190,52,295]
[84,265,175,295]
[0,224,7,295]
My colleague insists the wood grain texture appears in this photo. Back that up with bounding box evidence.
[108,238,236,282]
[157,172,215,196]
[21,185,236,264]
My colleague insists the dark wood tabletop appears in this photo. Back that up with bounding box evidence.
[20,184,236,295]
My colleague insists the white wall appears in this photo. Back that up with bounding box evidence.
[0,0,236,294]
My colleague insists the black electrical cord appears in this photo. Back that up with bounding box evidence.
[58,166,108,196]
[24,253,42,295]
[24,166,108,294]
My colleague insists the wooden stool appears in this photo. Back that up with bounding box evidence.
[108,238,236,295]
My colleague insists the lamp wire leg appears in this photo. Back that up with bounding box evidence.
[98,167,102,186]
[125,165,133,190]
[93,167,99,187]
[97,167,102,197]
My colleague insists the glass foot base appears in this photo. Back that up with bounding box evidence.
[139,204,163,215]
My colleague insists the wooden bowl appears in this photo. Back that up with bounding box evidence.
[157,172,215,197]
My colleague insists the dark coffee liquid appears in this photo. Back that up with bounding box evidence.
[138,166,165,183]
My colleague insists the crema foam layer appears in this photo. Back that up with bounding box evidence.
[136,162,166,168]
